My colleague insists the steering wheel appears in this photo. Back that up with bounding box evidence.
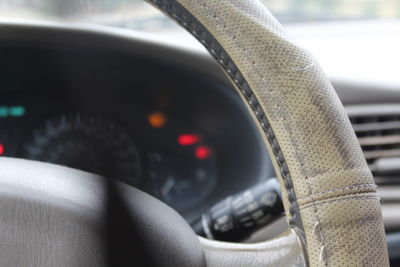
[0,0,389,266]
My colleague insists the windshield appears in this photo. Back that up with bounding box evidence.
[1,0,400,31]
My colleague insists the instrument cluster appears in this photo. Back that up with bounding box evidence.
[0,96,218,214]
[0,45,273,222]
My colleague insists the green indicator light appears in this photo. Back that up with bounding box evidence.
[9,106,25,117]
[0,106,8,118]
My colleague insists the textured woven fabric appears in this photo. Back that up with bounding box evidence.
[149,0,390,266]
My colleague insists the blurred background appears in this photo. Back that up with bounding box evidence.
[1,0,400,28]
[0,0,399,95]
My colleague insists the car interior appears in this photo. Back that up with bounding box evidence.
[0,0,399,266]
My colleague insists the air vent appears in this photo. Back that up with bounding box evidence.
[347,105,400,185]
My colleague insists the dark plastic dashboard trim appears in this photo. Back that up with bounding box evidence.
[0,20,230,86]
[1,19,400,105]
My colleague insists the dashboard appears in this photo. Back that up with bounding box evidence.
[1,23,400,261]
[0,35,272,223]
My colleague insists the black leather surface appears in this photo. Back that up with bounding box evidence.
[0,158,205,267]
[105,179,206,266]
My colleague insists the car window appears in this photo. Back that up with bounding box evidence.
[1,0,400,31]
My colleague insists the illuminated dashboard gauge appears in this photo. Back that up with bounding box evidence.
[0,105,26,118]
[23,114,141,186]
[147,111,167,128]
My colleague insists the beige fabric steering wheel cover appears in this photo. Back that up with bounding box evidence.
[148,0,389,266]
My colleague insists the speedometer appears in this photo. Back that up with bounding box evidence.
[23,114,141,186]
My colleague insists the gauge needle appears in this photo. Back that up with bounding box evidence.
[161,177,176,197]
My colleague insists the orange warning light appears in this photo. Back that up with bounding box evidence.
[147,112,166,128]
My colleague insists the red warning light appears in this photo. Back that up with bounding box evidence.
[195,146,211,159]
[178,134,200,146]
[0,144,4,156]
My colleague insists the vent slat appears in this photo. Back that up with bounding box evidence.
[363,149,400,160]
[358,135,400,146]
[352,121,400,132]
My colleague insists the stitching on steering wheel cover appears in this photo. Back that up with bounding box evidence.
[146,0,305,241]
